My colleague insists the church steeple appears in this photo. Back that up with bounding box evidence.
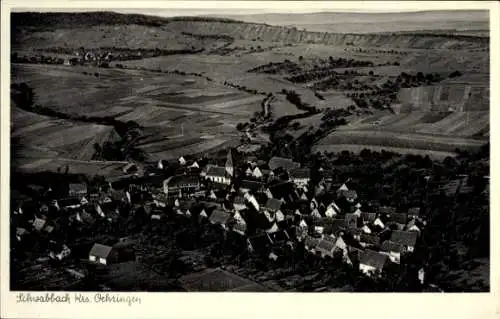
[225,148,234,177]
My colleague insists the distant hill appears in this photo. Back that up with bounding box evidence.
[11,11,489,51]
[11,11,246,29]
[209,10,489,34]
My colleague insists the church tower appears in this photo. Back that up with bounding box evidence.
[225,148,234,177]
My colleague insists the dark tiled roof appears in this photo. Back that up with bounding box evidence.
[264,198,282,212]
[390,230,418,247]
[380,240,404,253]
[268,157,300,171]
[289,168,311,179]
[69,183,87,194]
[304,236,320,249]
[330,219,347,233]
[361,212,377,223]
[408,207,421,216]
[167,175,200,187]
[209,210,231,225]
[344,214,358,228]
[360,233,381,245]
[240,180,264,191]
[206,166,227,177]
[316,238,336,253]
[234,196,246,205]
[359,250,388,269]
[233,222,247,234]
[89,243,112,258]
[389,213,408,225]
[378,206,396,215]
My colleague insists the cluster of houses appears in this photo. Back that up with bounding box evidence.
[12,149,434,283]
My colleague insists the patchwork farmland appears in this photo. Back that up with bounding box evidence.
[10,10,489,175]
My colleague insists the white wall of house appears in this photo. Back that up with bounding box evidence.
[89,255,96,262]
[359,264,377,275]
[293,178,309,187]
[99,258,107,265]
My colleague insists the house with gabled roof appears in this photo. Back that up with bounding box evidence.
[252,167,263,179]
[233,196,247,211]
[359,250,388,276]
[69,183,88,198]
[16,228,30,242]
[380,240,404,264]
[361,212,377,225]
[390,230,418,252]
[209,209,231,229]
[344,213,358,229]
[89,243,117,266]
[407,207,421,219]
[315,237,337,258]
[163,175,201,197]
[406,219,421,233]
[311,208,322,219]
[330,218,347,235]
[263,198,283,213]
[339,189,358,203]
[239,180,265,194]
[32,217,47,232]
[205,166,231,185]
[244,193,260,211]
[289,168,311,187]
[360,233,381,248]
[233,222,247,236]
[304,236,320,252]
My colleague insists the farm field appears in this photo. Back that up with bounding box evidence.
[11,106,121,163]
[11,63,263,172]
[341,111,489,137]
[316,129,486,154]
[312,144,458,160]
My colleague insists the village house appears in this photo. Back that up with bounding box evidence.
[239,180,265,194]
[380,240,404,264]
[233,222,247,236]
[289,168,311,187]
[68,183,87,198]
[209,209,231,230]
[407,207,421,220]
[233,196,247,211]
[16,228,29,242]
[89,243,118,266]
[205,166,231,185]
[262,198,283,214]
[360,233,381,248]
[163,175,201,197]
[252,167,263,179]
[359,250,389,276]
[390,230,419,252]
[315,237,337,258]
